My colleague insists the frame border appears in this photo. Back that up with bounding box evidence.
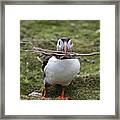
[0,0,119,119]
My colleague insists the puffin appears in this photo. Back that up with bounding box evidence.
[42,37,80,99]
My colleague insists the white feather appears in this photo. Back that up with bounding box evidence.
[44,56,80,86]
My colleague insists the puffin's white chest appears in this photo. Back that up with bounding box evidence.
[44,56,80,86]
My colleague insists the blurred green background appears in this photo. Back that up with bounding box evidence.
[20,20,100,100]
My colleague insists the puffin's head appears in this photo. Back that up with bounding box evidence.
[57,37,73,55]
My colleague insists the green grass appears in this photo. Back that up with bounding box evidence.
[20,20,100,100]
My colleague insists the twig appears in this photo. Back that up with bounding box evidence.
[36,56,43,63]
[21,47,99,58]
[32,47,100,57]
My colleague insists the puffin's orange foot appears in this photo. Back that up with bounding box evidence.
[41,95,48,99]
[56,96,68,100]
[41,96,51,100]
[42,87,48,98]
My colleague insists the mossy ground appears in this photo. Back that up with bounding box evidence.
[20,20,100,100]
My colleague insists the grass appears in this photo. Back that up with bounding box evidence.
[20,20,100,100]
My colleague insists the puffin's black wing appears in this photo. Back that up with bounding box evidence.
[42,56,52,71]
[42,56,52,78]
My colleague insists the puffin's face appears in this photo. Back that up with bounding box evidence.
[57,37,73,55]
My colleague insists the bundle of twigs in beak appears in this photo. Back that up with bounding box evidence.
[32,47,100,58]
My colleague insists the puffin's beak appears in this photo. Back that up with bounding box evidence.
[64,42,68,56]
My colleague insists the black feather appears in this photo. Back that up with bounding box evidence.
[60,37,70,43]
[42,56,51,71]
[42,56,52,78]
